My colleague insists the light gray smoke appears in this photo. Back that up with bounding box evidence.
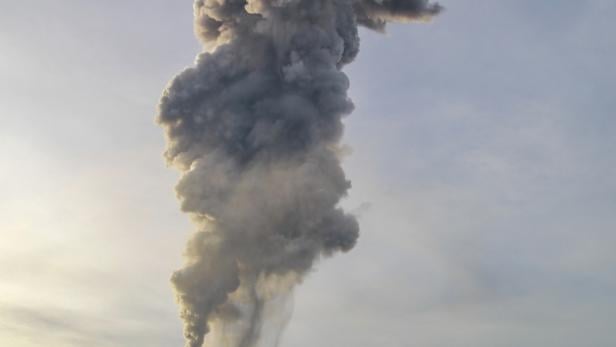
[157,1,441,346]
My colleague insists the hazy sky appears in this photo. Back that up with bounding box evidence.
[1,1,615,346]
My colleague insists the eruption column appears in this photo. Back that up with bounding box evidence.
[157,1,441,346]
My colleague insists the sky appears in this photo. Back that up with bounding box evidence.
[1,1,615,346]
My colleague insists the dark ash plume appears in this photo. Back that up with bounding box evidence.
[157,1,440,346]
[355,0,443,31]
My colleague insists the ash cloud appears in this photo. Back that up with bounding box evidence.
[157,1,440,346]
[356,0,443,31]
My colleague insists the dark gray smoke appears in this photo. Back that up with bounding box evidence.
[157,1,441,346]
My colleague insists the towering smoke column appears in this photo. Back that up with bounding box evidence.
[157,1,441,346]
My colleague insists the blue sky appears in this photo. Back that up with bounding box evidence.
[1,1,615,346]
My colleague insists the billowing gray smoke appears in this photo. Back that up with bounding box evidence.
[157,1,441,346]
